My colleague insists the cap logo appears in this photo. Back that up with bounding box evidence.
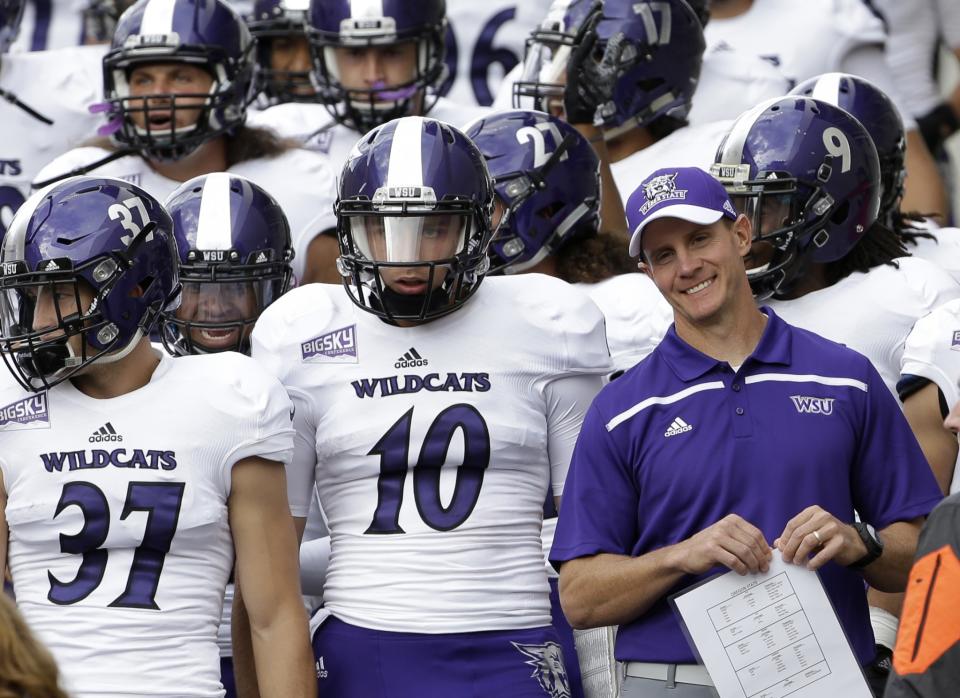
[640,173,686,214]
[723,200,736,216]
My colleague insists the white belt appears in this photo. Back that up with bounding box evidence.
[623,661,713,687]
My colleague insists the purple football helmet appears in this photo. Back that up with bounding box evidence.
[465,110,600,273]
[515,0,704,134]
[160,173,293,356]
[337,116,495,322]
[790,73,906,230]
[308,0,447,133]
[711,96,881,300]
[0,176,181,391]
[247,0,320,106]
[103,0,256,160]
[513,0,596,113]
[0,0,23,53]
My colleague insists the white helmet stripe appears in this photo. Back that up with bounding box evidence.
[348,0,385,18]
[386,117,425,188]
[716,97,781,166]
[196,173,236,251]
[140,0,178,35]
[810,72,844,106]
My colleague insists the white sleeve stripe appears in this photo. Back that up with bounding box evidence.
[744,373,868,391]
[605,381,725,431]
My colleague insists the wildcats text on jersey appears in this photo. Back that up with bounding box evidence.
[0,393,50,430]
[41,449,178,472]
[351,372,491,399]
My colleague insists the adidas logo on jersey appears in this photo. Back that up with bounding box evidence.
[394,347,428,369]
[89,422,123,443]
[664,417,693,437]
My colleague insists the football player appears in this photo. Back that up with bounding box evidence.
[249,0,490,283]
[467,109,671,374]
[712,95,959,396]
[705,0,949,219]
[0,176,313,698]
[159,173,296,697]
[0,0,105,238]
[32,0,338,274]
[251,116,611,697]
[246,0,318,108]
[790,73,960,284]
[514,0,735,205]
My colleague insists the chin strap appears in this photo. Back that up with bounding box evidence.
[0,86,54,125]
[91,329,145,366]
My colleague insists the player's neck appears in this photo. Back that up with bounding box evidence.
[147,137,228,183]
[775,263,829,300]
[606,127,656,164]
[522,255,559,278]
[69,339,161,400]
[708,0,754,20]
[674,289,768,368]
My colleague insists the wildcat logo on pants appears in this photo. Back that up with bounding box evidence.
[513,641,571,698]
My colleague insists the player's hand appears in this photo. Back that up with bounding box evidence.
[674,514,772,576]
[563,8,638,125]
[775,505,867,570]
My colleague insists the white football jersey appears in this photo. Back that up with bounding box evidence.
[443,0,555,107]
[610,120,732,201]
[13,0,87,51]
[0,351,294,698]
[0,45,104,235]
[704,0,885,88]
[901,298,960,494]
[767,257,960,397]
[872,0,942,117]
[33,144,338,277]
[902,223,960,286]
[251,275,611,634]
[578,273,674,373]
[687,43,790,126]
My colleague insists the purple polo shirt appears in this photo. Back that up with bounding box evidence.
[551,309,942,665]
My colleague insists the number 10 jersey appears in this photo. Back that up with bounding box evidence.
[0,351,294,698]
[251,275,611,634]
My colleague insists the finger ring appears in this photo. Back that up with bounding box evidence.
[813,530,823,545]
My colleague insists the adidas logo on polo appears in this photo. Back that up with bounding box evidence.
[664,417,693,437]
[89,422,123,443]
[394,347,428,369]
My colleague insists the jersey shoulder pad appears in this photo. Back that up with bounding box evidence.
[483,274,611,374]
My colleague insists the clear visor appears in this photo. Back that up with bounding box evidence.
[0,280,89,339]
[176,280,265,324]
[349,214,469,264]
[519,39,569,94]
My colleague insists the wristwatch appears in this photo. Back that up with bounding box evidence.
[850,522,884,568]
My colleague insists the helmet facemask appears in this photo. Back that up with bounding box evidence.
[338,195,491,323]
[311,22,446,133]
[160,250,291,355]
[0,255,152,391]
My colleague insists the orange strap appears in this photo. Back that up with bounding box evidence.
[894,545,960,675]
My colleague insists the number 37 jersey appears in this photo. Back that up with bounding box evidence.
[251,275,611,634]
[0,351,294,698]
